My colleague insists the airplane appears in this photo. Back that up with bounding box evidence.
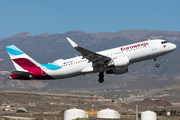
[5,38,176,83]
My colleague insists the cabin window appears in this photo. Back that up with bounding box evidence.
[161,41,166,44]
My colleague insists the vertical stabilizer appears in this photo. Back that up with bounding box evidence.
[5,45,40,72]
[5,45,54,80]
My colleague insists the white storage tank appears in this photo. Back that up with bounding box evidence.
[141,110,156,120]
[97,108,120,119]
[64,108,88,120]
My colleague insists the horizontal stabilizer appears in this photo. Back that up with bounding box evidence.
[11,71,31,76]
[9,71,31,80]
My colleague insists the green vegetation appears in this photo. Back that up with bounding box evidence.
[121,113,127,115]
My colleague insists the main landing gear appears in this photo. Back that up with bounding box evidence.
[154,58,160,67]
[98,72,104,83]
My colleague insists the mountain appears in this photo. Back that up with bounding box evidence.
[0,29,180,92]
[125,77,162,89]
[11,32,30,38]
[141,99,172,106]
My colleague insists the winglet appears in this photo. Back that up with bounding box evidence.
[66,37,78,48]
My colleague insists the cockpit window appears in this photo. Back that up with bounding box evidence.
[161,41,166,44]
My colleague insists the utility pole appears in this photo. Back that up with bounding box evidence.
[136,104,138,120]
[92,101,94,111]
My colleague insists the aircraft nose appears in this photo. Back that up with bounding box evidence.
[171,43,177,50]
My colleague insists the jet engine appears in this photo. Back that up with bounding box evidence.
[106,66,128,75]
[108,56,129,67]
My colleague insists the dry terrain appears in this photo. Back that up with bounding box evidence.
[0,91,180,120]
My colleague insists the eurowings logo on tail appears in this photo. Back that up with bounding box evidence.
[5,45,56,80]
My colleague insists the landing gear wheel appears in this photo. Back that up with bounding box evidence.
[156,63,160,67]
[98,78,104,83]
[154,58,160,68]
[98,72,104,83]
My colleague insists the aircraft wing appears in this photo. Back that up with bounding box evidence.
[67,37,111,63]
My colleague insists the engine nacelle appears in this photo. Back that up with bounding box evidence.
[106,66,128,75]
[112,56,129,67]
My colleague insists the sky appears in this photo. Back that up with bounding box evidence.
[0,0,180,39]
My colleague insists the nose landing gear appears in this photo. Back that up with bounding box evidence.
[156,63,160,67]
[154,58,160,67]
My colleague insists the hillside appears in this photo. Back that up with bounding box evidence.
[0,29,180,92]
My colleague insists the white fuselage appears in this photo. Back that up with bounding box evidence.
[41,39,176,79]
